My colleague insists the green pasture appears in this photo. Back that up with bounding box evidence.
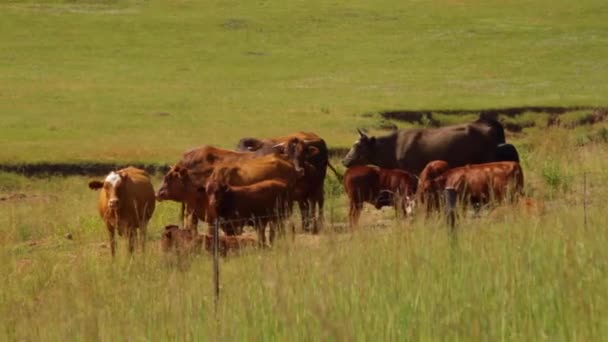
[1,0,608,163]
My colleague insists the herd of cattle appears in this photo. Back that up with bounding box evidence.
[88,118,523,257]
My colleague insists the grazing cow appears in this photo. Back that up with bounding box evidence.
[160,225,258,256]
[342,118,506,175]
[156,145,257,231]
[236,132,340,233]
[416,160,450,214]
[204,179,293,247]
[423,161,524,212]
[88,167,155,257]
[343,166,417,228]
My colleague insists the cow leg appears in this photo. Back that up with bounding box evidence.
[138,224,147,253]
[184,207,199,233]
[268,221,276,247]
[349,202,363,229]
[298,200,311,232]
[256,221,266,248]
[107,223,116,258]
[127,228,136,254]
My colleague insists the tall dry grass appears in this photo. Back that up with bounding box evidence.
[1,126,608,340]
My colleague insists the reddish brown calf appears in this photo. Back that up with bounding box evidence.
[425,161,524,212]
[343,166,417,228]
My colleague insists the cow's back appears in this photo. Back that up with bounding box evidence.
[379,169,417,195]
[180,145,257,187]
[444,161,523,202]
[395,120,504,174]
[212,154,298,187]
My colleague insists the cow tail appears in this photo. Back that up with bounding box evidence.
[518,166,525,197]
[327,161,343,182]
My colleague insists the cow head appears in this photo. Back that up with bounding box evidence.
[275,138,319,177]
[88,170,129,210]
[342,129,375,167]
[156,165,190,202]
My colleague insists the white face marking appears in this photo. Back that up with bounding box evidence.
[105,171,122,187]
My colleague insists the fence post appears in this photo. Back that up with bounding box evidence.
[583,172,588,230]
[445,187,457,234]
[213,218,220,311]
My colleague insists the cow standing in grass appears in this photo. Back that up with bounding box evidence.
[203,179,293,247]
[236,132,340,233]
[343,166,417,228]
[424,161,524,212]
[342,118,508,174]
[416,160,450,214]
[88,167,155,257]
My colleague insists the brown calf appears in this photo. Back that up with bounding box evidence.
[204,179,293,247]
[161,225,258,256]
[425,161,524,212]
[343,165,417,228]
[417,160,450,214]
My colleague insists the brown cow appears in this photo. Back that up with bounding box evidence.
[204,179,293,247]
[88,167,155,257]
[236,132,340,233]
[424,161,524,212]
[343,166,417,228]
[160,225,258,256]
[156,145,257,232]
[157,152,299,235]
[417,160,450,214]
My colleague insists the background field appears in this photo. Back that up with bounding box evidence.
[2,0,608,340]
[1,0,608,163]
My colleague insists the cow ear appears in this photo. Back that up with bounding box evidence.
[117,170,128,180]
[88,180,103,190]
[306,146,320,157]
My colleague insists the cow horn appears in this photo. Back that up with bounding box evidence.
[273,142,287,148]
[357,128,367,138]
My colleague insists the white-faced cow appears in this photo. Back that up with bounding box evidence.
[88,167,155,257]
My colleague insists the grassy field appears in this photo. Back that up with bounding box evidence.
[1,0,608,163]
[2,0,608,340]
[2,126,608,340]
